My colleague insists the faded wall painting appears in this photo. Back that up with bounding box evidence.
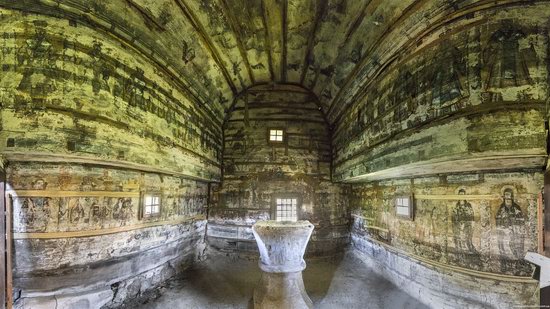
[209,85,350,254]
[495,187,526,273]
[333,8,549,182]
[0,9,221,181]
[482,20,536,91]
[9,162,208,234]
[351,171,541,276]
[452,189,477,258]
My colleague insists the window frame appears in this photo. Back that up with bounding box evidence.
[271,194,301,222]
[267,128,285,143]
[140,191,162,219]
[395,195,414,220]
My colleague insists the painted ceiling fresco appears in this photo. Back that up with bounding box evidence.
[1,0,520,124]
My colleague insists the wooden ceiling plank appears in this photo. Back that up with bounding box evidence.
[325,0,428,120]
[174,0,238,95]
[2,0,226,126]
[260,0,276,82]
[299,0,328,86]
[218,0,256,85]
[326,0,526,123]
[282,0,288,82]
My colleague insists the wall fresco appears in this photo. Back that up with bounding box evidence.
[208,85,350,254]
[351,171,541,276]
[0,8,221,181]
[8,162,208,234]
[7,161,209,308]
[333,8,549,181]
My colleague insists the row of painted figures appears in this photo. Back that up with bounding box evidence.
[354,187,533,274]
[453,188,526,261]
[14,194,207,232]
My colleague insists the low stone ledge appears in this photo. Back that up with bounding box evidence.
[13,222,207,309]
[351,234,538,309]
[13,252,195,309]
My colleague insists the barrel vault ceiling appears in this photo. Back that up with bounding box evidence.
[0,0,537,124]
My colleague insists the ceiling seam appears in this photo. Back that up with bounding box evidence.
[260,0,276,82]
[218,0,256,85]
[299,0,328,86]
[281,0,288,82]
[174,0,238,96]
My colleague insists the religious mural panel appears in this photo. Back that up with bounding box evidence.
[351,171,541,276]
[333,9,549,181]
[0,9,222,181]
[8,162,208,235]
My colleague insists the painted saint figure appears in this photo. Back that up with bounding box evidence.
[112,198,124,220]
[483,20,534,89]
[120,198,133,221]
[452,189,477,254]
[431,42,468,106]
[495,188,525,266]
[20,198,36,226]
[70,199,85,224]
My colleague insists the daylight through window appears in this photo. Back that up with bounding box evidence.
[144,195,160,217]
[269,129,284,142]
[395,196,413,219]
[276,198,297,221]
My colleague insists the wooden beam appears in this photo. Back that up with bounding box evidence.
[126,0,167,31]
[260,0,275,81]
[6,190,140,198]
[0,1,224,125]
[1,151,220,183]
[338,153,546,183]
[17,103,222,156]
[299,0,328,85]
[221,82,331,129]
[281,0,288,82]
[415,194,500,200]
[174,0,238,95]
[332,101,546,162]
[225,117,326,124]
[355,235,536,282]
[218,0,256,84]
[343,0,379,42]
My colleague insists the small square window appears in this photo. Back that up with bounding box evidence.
[269,129,284,142]
[395,195,413,220]
[142,193,161,218]
[275,197,298,222]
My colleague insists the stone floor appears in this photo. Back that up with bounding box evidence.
[127,251,429,309]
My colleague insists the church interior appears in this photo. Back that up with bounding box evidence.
[1,0,550,308]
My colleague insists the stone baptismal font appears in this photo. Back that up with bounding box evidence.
[251,220,315,309]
